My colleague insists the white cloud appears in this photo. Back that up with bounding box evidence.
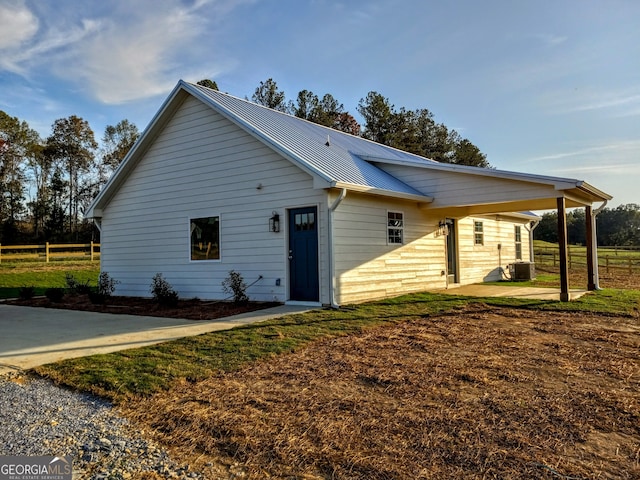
[0,0,38,49]
[0,0,39,72]
[532,33,568,47]
[541,87,640,116]
[1,0,254,104]
[525,140,640,177]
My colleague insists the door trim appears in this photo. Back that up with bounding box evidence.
[446,218,459,285]
[288,206,320,302]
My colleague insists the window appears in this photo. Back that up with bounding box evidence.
[190,216,220,260]
[387,211,404,244]
[474,221,484,245]
[515,225,522,260]
[294,211,315,231]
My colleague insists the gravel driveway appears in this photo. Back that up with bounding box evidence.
[0,374,204,479]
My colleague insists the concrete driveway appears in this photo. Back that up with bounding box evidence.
[0,304,310,375]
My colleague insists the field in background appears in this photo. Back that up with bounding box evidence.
[534,240,640,275]
[0,261,100,299]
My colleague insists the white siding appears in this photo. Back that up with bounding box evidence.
[331,196,534,303]
[332,193,447,304]
[101,96,327,302]
[456,215,533,283]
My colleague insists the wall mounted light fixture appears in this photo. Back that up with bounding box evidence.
[438,220,449,236]
[269,211,280,232]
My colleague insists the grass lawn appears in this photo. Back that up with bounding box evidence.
[35,288,640,399]
[0,261,100,299]
[32,288,640,479]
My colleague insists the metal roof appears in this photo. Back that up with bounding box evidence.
[86,80,611,218]
[187,81,429,198]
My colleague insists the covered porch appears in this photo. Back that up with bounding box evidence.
[415,167,612,301]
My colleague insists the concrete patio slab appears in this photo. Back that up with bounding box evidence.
[431,284,589,301]
[0,304,312,375]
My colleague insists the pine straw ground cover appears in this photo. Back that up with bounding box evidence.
[120,303,640,479]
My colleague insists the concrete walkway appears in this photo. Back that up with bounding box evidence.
[430,284,589,301]
[0,304,312,375]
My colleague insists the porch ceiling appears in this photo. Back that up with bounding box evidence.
[421,195,592,217]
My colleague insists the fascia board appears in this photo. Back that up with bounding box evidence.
[332,181,434,203]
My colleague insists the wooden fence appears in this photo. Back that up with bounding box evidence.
[0,242,100,263]
[534,246,640,274]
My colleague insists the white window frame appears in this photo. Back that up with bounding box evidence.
[189,215,221,262]
[515,225,523,260]
[387,211,404,245]
[474,221,484,246]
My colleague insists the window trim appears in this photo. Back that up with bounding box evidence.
[515,225,523,260]
[474,220,484,246]
[387,210,404,245]
[189,215,221,262]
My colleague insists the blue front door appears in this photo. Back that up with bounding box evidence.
[288,207,319,302]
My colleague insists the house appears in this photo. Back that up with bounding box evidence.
[86,80,611,305]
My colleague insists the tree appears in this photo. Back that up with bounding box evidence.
[453,138,489,168]
[292,90,360,135]
[533,212,558,243]
[597,204,640,246]
[100,119,139,182]
[357,91,396,145]
[251,78,288,112]
[358,91,490,167]
[333,112,361,136]
[0,111,41,242]
[45,116,97,239]
[197,79,219,90]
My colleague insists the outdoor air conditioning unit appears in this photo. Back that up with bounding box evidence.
[509,262,536,281]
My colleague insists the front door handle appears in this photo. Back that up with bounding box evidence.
[288,249,293,260]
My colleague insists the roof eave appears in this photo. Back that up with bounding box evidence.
[357,153,611,194]
[332,181,434,204]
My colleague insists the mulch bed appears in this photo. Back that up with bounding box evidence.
[8,294,279,320]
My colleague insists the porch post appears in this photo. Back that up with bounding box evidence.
[585,205,596,290]
[557,197,570,302]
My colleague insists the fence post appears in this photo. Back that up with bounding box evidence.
[553,252,557,267]
[605,255,609,274]
[629,258,633,275]
[46,242,50,263]
[90,241,94,261]
[0,243,2,264]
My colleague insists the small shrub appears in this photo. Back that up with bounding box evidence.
[150,273,179,307]
[45,287,65,303]
[65,273,92,294]
[19,286,35,300]
[97,271,120,297]
[89,272,120,305]
[222,270,249,305]
[65,273,78,290]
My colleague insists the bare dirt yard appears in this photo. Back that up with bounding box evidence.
[122,303,640,480]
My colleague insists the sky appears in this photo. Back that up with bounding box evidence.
[1,0,638,208]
